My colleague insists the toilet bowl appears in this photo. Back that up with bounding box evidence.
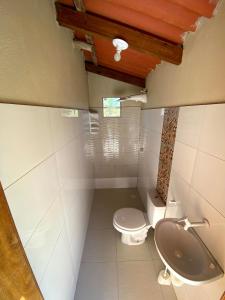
[113,208,151,245]
[113,190,166,245]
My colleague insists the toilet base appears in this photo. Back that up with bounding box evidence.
[120,228,149,246]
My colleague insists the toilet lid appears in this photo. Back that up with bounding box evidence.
[114,208,146,231]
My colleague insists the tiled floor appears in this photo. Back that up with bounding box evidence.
[75,188,177,300]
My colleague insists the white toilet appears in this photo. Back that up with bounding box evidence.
[113,189,166,245]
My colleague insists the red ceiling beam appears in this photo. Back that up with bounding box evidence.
[55,2,183,65]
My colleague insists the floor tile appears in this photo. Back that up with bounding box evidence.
[89,188,144,230]
[82,229,116,262]
[75,262,118,300]
[88,208,115,229]
[116,232,152,262]
[118,261,163,300]
[92,188,144,212]
[148,229,161,260]
[153,259,177,300]
[75,189,168,300]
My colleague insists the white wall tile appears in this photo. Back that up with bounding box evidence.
[192,151,225,216]
[148,131,162,154]
[95,177,137,189]
[138,109,163,208]
[188,189,225,268]
[40,227,75,300]
[48,108,79,151]
[176,106,204,148]
[0,104,53,188]
[93,107,141,186]
[0,104,94,300]
[167,171,190,218]
[60,188,92,272]
[55,139,82,189]
[5,156,59,245]
[142,109,164,133]
[169,103,225,300]
[199,104,225,160]
[172,142,197,184]
[25,197,64,283]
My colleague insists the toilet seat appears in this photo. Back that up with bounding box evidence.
[113,208,146,231]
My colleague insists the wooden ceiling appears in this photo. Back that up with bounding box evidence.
[56,0,218,86]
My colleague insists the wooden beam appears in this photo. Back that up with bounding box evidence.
[72,0,98,65]
[85,61,145,87]
[85,34,98,65]
[0,183,43,299]
[220,292,225,300]
[55,2,183,65]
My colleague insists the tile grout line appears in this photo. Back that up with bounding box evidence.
[3,134,78,192]
[172,168,225,220]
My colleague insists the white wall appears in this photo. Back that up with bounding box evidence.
[138,109,163,207]
[0,0,89,109]
[93,107,140,188]
[168,104,225,300]
[144,1,225,108]
[0,104,94,300]
[88,73,141,188]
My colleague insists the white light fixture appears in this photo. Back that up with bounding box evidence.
[112,38,128,62]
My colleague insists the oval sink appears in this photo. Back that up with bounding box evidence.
[155,218,224,286]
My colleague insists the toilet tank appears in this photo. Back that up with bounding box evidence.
[147,189,166,228]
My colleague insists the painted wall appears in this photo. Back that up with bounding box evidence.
[144,1,225,108]
[138,109,164,208]
[0,0,89,109]
[88,72,141,108]
[0,104,94,300]
[168,103,225,300]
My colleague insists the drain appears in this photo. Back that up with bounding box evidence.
[174,249,183,258]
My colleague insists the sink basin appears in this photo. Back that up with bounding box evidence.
[154,218,224,286]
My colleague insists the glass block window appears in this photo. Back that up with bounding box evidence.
[103,98,120,117]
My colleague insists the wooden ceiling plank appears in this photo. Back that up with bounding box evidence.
[55,2,183,65]
[85,61,145,87]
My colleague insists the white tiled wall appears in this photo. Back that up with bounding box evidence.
[0,104,94,300]
[168,104,225,300]
[138,109,164,207]
[92,107,141,188]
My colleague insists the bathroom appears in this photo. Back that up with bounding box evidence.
[0,1,225,300]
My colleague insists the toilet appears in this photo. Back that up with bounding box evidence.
[113,190,166,245]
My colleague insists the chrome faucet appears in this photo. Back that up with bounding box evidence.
[177,217,210,231]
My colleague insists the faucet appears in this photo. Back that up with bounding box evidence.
[177,217,210,231]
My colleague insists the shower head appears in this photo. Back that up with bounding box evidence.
[117,89,148,103]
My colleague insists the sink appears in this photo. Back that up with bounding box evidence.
[154,218,224,286]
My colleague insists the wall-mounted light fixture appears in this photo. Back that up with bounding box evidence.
[112,38,128,62]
